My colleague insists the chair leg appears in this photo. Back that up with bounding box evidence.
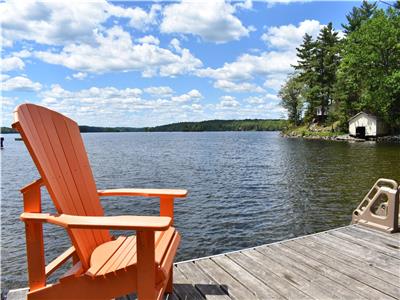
[137,231,157,300]
[166,268,173,294]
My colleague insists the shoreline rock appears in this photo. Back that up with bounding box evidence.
[281,132,400,143]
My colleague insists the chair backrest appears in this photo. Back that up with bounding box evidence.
[13,104,111,269]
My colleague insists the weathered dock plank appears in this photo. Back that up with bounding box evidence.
[255,245,363,299]
[330,227,400,258]
[284,239,400,299]
[7,225,400,300]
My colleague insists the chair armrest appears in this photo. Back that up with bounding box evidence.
[97,188,188,198]
[20,213,172,231]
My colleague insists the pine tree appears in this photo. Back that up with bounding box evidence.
[342,1,377,34]
[293,33,315,82]
[313,23,341,116]
[292,34,318,120]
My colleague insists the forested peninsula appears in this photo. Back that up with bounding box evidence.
[1,119,287,134]
[280,1,400,137]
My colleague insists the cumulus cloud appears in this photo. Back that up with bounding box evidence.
[245,94,279,104]
[261,19,323,49]
[217,95,240,109]
[171,89,202,103]
[2,56,25,72]
[35,26,202,76]
[71,72,87,80]
[137,35,160,45]
[169,38,182,54]
[1,76,42,92]
[235,0,253,10]
[107,4,161,31]
[198,20,329,94]
[197,51,296,82]
[144,86,174,97]
[263,73,288,91]
[214,80,265,93]
[160,0,251,43]
[0,1,162,48]
[35,84,205,126]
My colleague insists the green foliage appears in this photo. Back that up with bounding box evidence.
[283,1,400,133]
[342,1,377,34]
[78,126,144,132]
[1,121,287,134]
[146,119,287,132]
[336,8,400,130]
[278,74,304,126]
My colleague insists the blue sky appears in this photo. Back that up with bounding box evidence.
[0,1,389,127]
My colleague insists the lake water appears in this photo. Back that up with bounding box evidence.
[1,132,399,291]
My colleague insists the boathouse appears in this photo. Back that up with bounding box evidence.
[349,112,388,138]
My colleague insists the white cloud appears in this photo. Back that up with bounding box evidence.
[245,94,279,104]
[2,76,42,92]
[0,74,10,81]
[169,38,182,54]
[198,20,328,95]
[34,84,206,127]
[197,51,296,82]
[144,86,174,97]
[263,73,288,91]
[217,95,240,109]
[2,56,25,72]
[214,79,265,93]
[107,4,161,31]
[160,0,250,43]
[261,19,323,49]
[35,26,202,76]
[171,89,202,103]
[12,50,32,58]
[71,72,87,80]
[137,35,160,45]
[0,1,161,48]
[235,0,253,10]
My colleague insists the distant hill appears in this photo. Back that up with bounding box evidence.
[1,119,287,134]
[79,126,144,133]
[1,127,18,133]
[144,119,287,132]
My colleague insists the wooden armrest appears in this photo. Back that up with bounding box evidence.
[20,213,172,231]
[97,188,188,198]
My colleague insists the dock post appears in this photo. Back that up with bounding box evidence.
[0,137,4,148]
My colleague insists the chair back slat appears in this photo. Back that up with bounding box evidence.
[14,104,111,269]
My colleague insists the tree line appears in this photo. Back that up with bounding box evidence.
[279,1,400,132]
[145,119,287,131]
[1,119,287,134]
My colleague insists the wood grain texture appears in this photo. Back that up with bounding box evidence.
[8,225,400,300]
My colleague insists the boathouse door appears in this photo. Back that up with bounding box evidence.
[356,126,366,138]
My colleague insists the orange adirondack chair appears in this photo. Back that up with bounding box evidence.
[12,103,187,300]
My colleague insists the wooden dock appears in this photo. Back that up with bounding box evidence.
[7,224,400,300]
[171,224,399,300]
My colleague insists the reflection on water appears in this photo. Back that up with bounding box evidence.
[1,132,399,290]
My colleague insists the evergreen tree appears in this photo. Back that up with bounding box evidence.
[293,33,315,82]
[313,23,341,117]
[292,34,318,121]
[342,1,377,34]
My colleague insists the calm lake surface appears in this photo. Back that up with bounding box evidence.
[1,132,399,290]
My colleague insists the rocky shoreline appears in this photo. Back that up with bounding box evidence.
[282,132,400,143]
